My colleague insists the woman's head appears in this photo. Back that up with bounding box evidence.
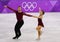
[39,10,45,15]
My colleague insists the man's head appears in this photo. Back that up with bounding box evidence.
[18,6,22,12]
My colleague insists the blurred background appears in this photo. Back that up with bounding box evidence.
[0,0,60,13]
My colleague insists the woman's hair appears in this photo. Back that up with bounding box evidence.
[41,10,45,15]
[18,6,21,8]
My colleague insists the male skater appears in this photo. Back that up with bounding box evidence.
[4,5,40,39]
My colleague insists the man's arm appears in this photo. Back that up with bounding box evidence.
[4,5,16,12]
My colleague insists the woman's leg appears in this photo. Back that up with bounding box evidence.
[36,26,42,39]
[38,30,41,39]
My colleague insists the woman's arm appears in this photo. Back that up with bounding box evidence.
[4,5,16,12]
[23,12,40,18]
[39,16,43,19]
[32,15,40,18]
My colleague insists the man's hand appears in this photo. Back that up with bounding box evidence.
[4,5,7,8]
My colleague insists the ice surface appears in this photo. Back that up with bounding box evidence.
[0,12,60,42]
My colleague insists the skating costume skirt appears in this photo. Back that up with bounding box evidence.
[38,18,44,27]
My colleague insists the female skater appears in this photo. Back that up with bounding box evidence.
[4,5,40,39]
[36,9,44,40]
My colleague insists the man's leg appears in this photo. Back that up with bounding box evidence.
[17,20,24,38]
[13,20,24,39]
[13,21,19,39]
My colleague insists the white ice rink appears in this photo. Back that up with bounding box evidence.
[0,12,60,42]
